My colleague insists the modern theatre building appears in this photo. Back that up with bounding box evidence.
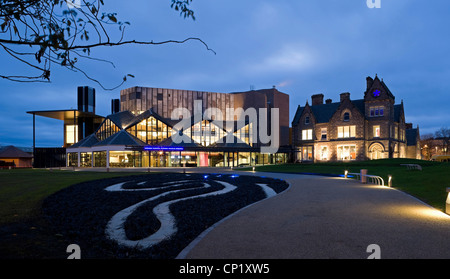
[64,86,291,168]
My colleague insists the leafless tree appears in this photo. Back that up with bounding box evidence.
[0,0,215,90]
[435,127,450,155]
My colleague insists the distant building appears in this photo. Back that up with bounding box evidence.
[0,145,33,168]
[292,75,421,162]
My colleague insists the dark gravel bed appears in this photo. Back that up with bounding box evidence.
[42,173,289,259]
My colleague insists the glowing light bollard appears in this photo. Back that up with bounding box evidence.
[344,170,348,179]
[446,188,450,215]
[388,175,392,187]
[360,169,368,184]
[252,167,256,172]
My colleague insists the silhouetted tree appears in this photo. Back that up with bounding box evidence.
[435,127,450,155]
[0,0,214,89]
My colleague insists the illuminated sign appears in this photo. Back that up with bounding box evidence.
[144,146,184,151]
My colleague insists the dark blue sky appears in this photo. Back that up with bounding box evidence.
[1,0,449,147]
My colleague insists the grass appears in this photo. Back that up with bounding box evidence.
[0,168,147,225]
[0,162,448,258]
[243,158,450,212]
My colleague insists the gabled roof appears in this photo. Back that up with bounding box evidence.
[107,111,136,130]
[292,99,366,125]
[68,133,99,148]
[94,130,146,147]
[380,79,395,100]
[0,146,33,158]
[157,133,203,148]
[209,134,251,148]
[310,102,341,123]
[292,106,304,126]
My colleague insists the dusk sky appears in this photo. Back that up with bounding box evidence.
[1,0,449,147]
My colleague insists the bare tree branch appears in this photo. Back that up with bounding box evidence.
[0,0,214,90]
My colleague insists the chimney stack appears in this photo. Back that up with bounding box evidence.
[111,99,120,114]
[311,94,324,106]
[325,98,332,104]
[366,76,374,91]
[340,92,351,103]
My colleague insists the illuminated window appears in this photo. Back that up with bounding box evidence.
[373,125,381,138]
[66,125,78,144]
[96,119,120,142]
[302,129,313,140]
[303,146,313,160]
[338,126,356,138]
[320,146,328,160]
[234,123,253,146]
[337,145,356,160]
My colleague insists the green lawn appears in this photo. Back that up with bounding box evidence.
[0,160,449,226]
[245,159,450,212]
[0,169,146,225]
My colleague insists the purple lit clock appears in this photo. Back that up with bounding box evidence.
[372,89,381,97]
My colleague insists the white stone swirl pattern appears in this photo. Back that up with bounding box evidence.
[104,176,276,250]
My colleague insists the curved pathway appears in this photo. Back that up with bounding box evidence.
[180,172,450,259]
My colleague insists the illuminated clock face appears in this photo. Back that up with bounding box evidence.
[372,89,381,97]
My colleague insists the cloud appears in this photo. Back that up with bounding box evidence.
[245,44,316,75]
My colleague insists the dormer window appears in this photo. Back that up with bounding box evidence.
[305,116,310,125]
[343,112,350,122]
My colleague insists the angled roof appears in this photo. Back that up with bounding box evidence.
[157,133,203,148]
[68,133,99,148]
[94,130,146,147]
[293,99,364,125]
[209,134,252,148]
[406,128,419,146]
[292,106,304,126]
[394,104,403,122]
[107,111,137,130]
[0,146,33,158]
[380,79,395,100]
[310,102,341,123]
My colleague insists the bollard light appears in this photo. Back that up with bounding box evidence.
[388,175,392,187]
[252,167,256,172]
[344,170,348,179]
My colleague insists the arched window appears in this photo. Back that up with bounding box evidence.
[305,116,310,125]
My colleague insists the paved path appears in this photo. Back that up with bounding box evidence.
[179,172,450,259]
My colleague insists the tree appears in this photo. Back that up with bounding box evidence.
[0,0,215,90]
[420,133,436,160]
[435,127,450,155]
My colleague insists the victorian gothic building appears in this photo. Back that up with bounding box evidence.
[292,75,421,162]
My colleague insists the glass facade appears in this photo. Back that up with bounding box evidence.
[67,152,78,167]
[96,119,120,142]
[184,120,225,146]
[126,116,173,145]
